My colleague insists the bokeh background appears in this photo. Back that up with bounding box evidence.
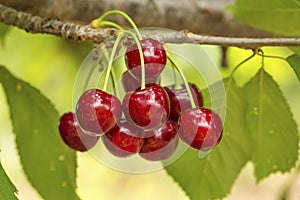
[0,27,300,200]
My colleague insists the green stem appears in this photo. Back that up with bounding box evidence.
[172,66,182,90]
[123,30,146,89]
[92,10,142,40]
[229,49,257,77]
[166,50,196,108]
[100,43,119,96]
[100,21,123,30]
[102,33,124,91]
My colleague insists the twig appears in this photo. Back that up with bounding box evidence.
[1,4,300,49]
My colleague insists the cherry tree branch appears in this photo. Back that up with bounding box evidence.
[1,4,300,49]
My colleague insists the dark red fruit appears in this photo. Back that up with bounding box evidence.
[139,120,179,161]
[178,108,223,151]
[123,84,170,131]
[58,112,99,152]
[122,70,157,92]
[125,38,166,79]
[102,120,144,157]
[165,83,203,122]
[76,89,122,136]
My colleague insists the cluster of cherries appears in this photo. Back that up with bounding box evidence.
[58,38,223,161]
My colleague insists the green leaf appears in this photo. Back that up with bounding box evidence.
[0,162,19,200]
[287,54,300,82]
[230,0,300,35]
[0,23,11,46]
[166,79,252,200]
[244,68,299,181]
[0,66,80,200]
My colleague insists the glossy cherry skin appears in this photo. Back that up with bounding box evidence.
[178,108,223,151]
[123,84,170,131]
[122,70,157,92]
[125,38,166,79]
[165,83,203,122]
[58,112,99,152]
[102,120,144,157]
[139,120,179,161]
[76,89,122,136]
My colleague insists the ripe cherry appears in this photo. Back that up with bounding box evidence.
[76,89,122,136]
[58,112,99,152]
[122,70,157,92]
[139,120,179,161]
[178,108,223,151]
[165,83,203,122]
[102,119,144,157]
[123,83,170,131]
[125,38,166,79]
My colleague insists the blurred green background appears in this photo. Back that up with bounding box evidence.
[0,26,300,200]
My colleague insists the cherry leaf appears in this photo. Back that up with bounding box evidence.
[230,0,300,35]
[0,161,19,200]
[287,54,300,83]
[0,66,80,200]
[244,68,299,181]
[165,79,252,199]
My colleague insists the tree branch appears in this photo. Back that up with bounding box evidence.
[1,4,300,49]
[0,0,271,38]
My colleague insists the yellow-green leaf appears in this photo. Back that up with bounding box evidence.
[166,79,252,200]
[244,69,299,181]
[0,66,80,200]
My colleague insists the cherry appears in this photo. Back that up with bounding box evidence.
[178,108,223,151]
[123,83,170,131]
[139,120,179,161]
[76,89,122,136]
[122,70,157,92]
[125,38,166,79]
[165,83,203,122]
[58,112,99,152]
[102,119,144,157]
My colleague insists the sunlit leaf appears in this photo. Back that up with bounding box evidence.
[0,161,19,200]
[230,0,300,35]
[0,66,80,200]
[166,79,252,200]
[244,68,299,181]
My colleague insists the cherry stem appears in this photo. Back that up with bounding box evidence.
[123,30,146,89]
[100,43,119,97]
[100,21,123,30]
[166,49,196,108]
[102,33,124,91]
[91,10,142,40]
[172,66,182,90]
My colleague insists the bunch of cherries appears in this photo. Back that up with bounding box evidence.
[58,38,223,161]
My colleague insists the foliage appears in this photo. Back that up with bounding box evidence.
[0,66,80,200]
[0,162,18,200]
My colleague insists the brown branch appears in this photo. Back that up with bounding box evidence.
[1,4,300,49]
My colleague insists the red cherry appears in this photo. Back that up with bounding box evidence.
[139,120,179,161]
[122,70,157,92]
[178,108,223,151]
[165,83,203,122]
[102,120,144,157]
[58,112,99,152]
[125,38,166,79]
[123,84,170,131]
[76,89,122,136]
